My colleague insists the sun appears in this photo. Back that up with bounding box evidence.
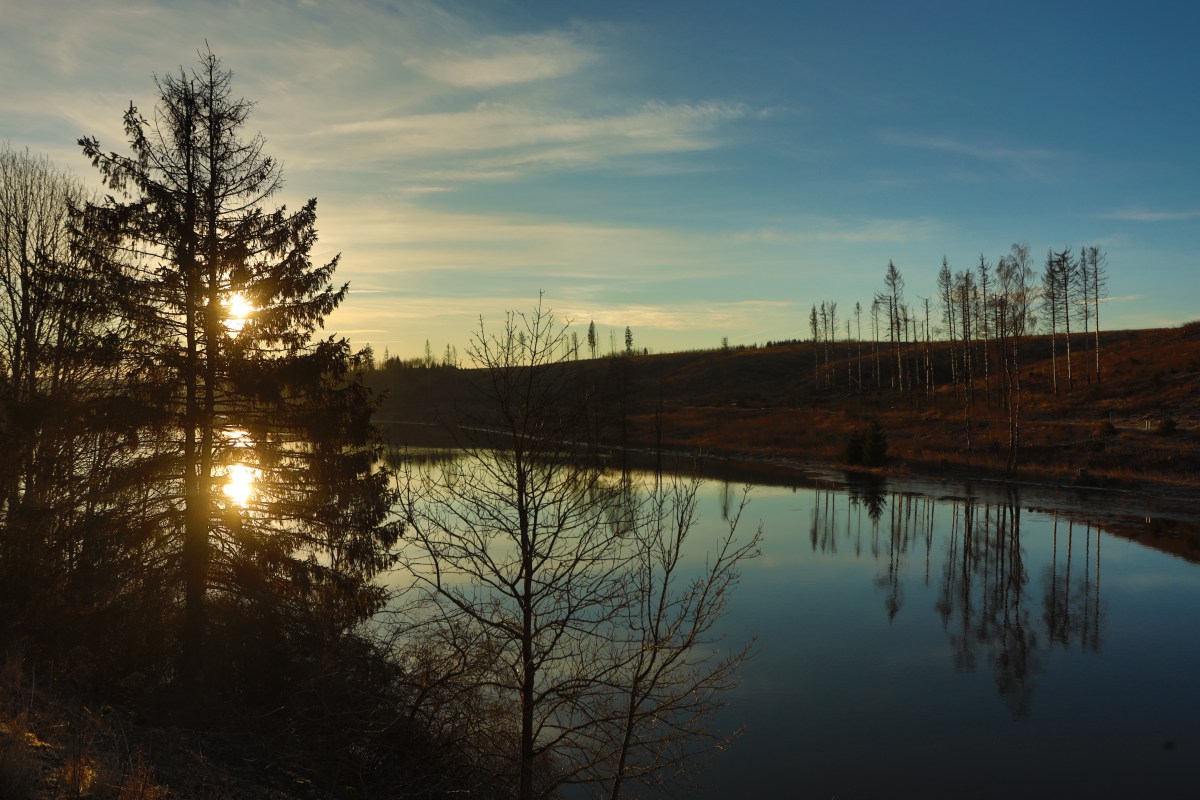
[224,292,255,332]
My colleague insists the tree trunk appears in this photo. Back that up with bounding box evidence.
[1093,263,1102,383]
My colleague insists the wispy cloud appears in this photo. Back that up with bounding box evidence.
[733,215,943,246]
[573,300,794,332]
[883,132,1057,162]
[1102,208,1200,222]
[879,131,1059,181]
[329,292,800,356]
[310,101,749,177]
[405,32,598,88]
[315,203,741,280]
[3,0,755,188]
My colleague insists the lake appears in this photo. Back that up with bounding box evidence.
[682,469,1200,799]
[389,444,1200,798]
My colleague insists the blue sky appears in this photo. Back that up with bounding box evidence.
[2,0,1196,358]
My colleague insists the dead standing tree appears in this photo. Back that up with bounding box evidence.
[1041,249,1061,395]
[1056,247,1077,391]
[1082,245,1108,383]
[998,242,1036,472]
[879,260,905,394]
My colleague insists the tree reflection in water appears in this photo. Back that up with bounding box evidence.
[810,478,1105,718]
[1044,514,1103,654]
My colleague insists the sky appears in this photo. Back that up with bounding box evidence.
[2,0,1197,359]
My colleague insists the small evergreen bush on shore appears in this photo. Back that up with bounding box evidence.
[845,419,888,466]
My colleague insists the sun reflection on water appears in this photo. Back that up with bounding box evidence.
[222,427,257,507]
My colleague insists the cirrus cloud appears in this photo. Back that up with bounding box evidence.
[405,32,598,89]
[1103,208,1200,223]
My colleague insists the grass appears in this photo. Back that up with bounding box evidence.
[0,649,173,800]
[0,730,42,800]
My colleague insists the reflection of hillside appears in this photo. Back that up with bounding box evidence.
[1093,515,1200,565]
[809,482,1105,718]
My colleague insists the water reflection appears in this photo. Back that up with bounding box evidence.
[942,498,1038,718]
[378,442,1200,797]
[220,427,258,509]
[806,479,1106,718]
[1044,514,1103,654]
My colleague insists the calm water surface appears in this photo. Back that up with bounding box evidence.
[686,475,1200,799]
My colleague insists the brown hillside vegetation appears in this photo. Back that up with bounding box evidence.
[372,323,1200,496]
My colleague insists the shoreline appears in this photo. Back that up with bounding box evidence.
[383,420,1200,558]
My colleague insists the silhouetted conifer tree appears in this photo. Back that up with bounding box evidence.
[78,50,399,693]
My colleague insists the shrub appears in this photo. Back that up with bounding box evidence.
[846,419,888,467]
[1092,420,1116,438]
[1156,417,1177,436]
[844,431,865,465]
[862,418,889,466]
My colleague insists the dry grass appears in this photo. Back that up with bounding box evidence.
[115,754,168,800]
[0,650,172,800]
[0,730,43,800]
[593,325,1200,492]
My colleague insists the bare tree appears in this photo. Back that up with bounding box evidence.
[882,261,905,394]
[938,256,958,394]
[870,298,882,389]
[1084,245,1108,382]
[0,144,142,641]
[846,318,853,390]
[0,145,88,513]
[826,301,838,388]
[809,304,819,390]
[605,478,760,799]
[976,254,991,403]
[1056,247,1077,390]
[397,301,759,800]
[998,243,1036,472]
[855,301,863,392]
[956,269,976,455]
[1075,244,1092,384]
[922,297,933,396]
[818,302,829,388]
[1041,249,1060,395]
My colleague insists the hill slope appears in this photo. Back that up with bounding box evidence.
[371,323,1200,492]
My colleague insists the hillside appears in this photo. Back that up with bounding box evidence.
[370,323,1200,494]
